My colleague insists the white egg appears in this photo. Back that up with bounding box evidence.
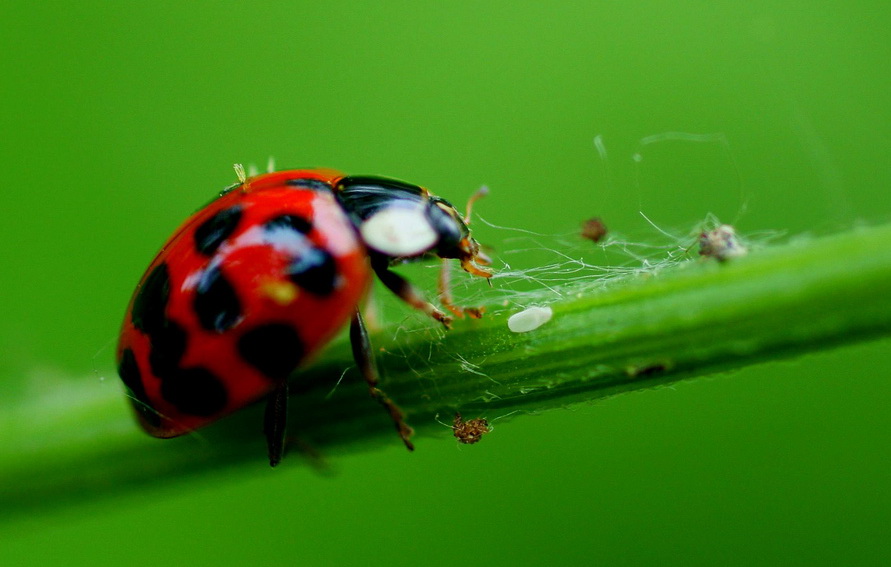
[507,306,553,333]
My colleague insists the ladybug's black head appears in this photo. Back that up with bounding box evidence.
[334,176,492,278]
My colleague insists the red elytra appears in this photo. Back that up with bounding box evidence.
[117,168,492,465]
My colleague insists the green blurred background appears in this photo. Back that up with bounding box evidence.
[2,1,891,564]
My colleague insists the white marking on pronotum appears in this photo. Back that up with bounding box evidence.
[360,204,437,256]
[507,306,553,333]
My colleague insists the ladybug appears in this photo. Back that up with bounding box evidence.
[116,167,492,466]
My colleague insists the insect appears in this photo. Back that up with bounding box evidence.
[117,167,492,466]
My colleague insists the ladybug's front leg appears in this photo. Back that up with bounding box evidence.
[350,308,414,451]
[263,381,289,467]
[438,259,485,320]
[371,257,453,329]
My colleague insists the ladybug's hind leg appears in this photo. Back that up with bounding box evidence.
[264,381,289,467]
[350,308,414,451]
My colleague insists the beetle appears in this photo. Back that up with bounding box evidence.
[116,167,492,466]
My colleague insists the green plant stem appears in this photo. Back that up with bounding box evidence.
[4,224,891,516]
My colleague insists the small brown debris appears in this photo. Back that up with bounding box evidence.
[453,412,491,444]
[581,217,608,243]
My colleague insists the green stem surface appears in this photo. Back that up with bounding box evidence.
[4,224,891,517]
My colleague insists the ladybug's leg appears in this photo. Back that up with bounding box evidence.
[371,257,453,329]
[263,381,289,467]
[350,308,415,451]
[438,259,485,320]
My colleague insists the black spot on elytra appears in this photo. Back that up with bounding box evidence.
[118,349,144,397]
[127,262,232,422]
[118,348,162,427]
[264,214,313,235]
[131,263,170,334]
[238,324,304,380]
[287,247,337,295]
[194,266,242,332]
[160,367,228,416]
[194,206,242,256]
[261,215,336,295]
[147,319,187,377]
[284,178,332,192]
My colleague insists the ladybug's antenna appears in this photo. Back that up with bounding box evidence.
[464,185,489,225]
